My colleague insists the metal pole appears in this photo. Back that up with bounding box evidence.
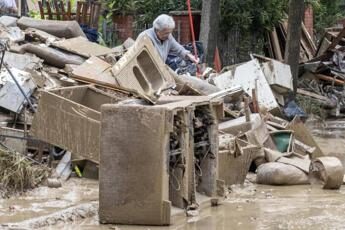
[3,63,36,112]
[17,0,22,17]
[0,42,5,71]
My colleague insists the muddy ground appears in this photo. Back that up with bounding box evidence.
[1,118,345,230]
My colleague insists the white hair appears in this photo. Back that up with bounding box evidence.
[153,14,175,31]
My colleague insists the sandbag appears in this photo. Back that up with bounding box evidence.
[173,73,220,95]
[17,17,86,39]
[309,157,344,189]
[0,16,18,27]
[256,162,309,185]
[16,44,85,68]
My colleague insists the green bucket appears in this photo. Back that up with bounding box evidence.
[271,132,292,153]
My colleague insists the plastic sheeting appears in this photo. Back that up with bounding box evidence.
[283,99,307,121]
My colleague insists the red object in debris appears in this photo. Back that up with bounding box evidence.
[186,0,200,76]
[186,0,198,59]
[214,46,222,73]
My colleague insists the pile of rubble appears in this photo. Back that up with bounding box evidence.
[299,26,345,117]
[266,19,316,63]
[0,15,343,227]
[264,17,345,118]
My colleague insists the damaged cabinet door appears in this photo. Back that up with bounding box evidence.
[99,105,171,225]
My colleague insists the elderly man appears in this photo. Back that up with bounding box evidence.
[138,14,199,64]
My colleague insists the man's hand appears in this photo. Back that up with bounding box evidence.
[187,53,199,64]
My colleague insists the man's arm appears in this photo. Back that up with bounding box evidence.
[169,36,198,63]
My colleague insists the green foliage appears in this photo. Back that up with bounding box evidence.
[28,10,41,19]
[220,0,288,33]
[28,0,79,18]
[106,0,137,16]
[313,0,345,34]
[135,0,176,26]
[304,0,321,9]
[104,0,202,26]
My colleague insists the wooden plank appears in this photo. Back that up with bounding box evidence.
[281,20,310,61]
[67,1,71,20]
[287,116,323,158]
[327,27,345,51]
[46,1,53,20]
[89,2,94,28]
[90,2,101,29]
[316,37,331,57]
[316,74,345,85]
[270,28,283,61]
[72,56,116,86]
[52,37,114,57]
[54,0,61,20]
[71,77,135,95]
[76,1,82,23]
[81,2,88,25]
[59,1,67,20]
[38,1,45,19]
[301,22,317,53]
[300,34,313,59]
[297,88,329,101]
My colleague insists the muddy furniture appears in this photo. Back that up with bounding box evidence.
[100,105,171,225]
[30,85,122,163]
[158,96,224,203]
[218,136,259,185]
[111,35,176,104]
[99,96,223,225]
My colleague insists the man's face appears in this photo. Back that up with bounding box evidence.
[156,28,173,41]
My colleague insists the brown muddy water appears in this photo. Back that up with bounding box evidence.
[2,119,345,230]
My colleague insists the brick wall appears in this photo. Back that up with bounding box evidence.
[304,4,314,38]
[113,15,134,42]
[111,12,201,44]
[170,11,201,45]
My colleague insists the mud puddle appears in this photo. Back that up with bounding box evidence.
[0,178,98,224]
[3,119,345,229]
[45,182,345,230]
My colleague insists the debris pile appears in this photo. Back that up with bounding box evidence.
[298,27,345,117]
[0,143,49,197]
[0,15,343,228]
[0,16,135,193]
[264,18,345,118]
[266,19,316,63]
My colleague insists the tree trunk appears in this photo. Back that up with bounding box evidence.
[285,0,305,95]
[199,0,220,66]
